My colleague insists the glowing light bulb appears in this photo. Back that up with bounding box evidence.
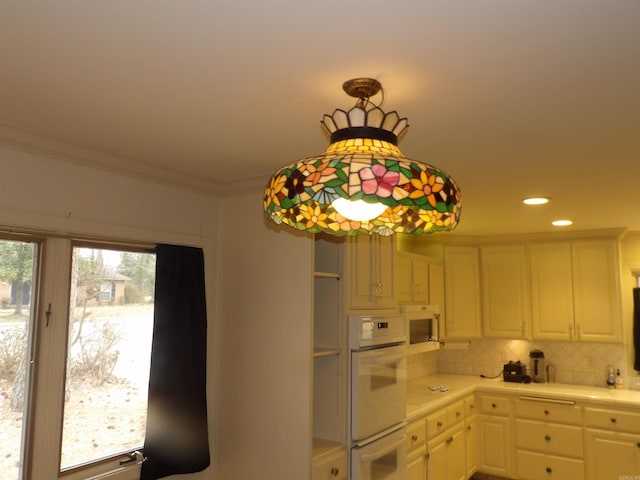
[332,198,387,221]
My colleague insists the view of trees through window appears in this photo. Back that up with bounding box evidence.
[61,247,156,470]
[0,239,36,480]
[0,241,156,479]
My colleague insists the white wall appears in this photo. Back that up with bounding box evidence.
[216,188,313,479]
[0,145,221,480]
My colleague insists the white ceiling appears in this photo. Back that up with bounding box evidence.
[1,1,639,237]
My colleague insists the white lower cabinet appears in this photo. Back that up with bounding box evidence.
[427,423,466,480]
[311,446,347,480]
[406,419,427,480]
[464,395,478,478]
[425,399,468,480]
[584,406,640,480]
[476,393,513,478]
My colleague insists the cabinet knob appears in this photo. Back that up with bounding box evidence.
[546,467,552,473]
[544,409,549,415]
[437,421,443,428]
[330,467,339,476]
[412,434,418,442]
[491,403,497,408]
[456,411,461,417]
[611,417,617,424]
[544,435,551,442]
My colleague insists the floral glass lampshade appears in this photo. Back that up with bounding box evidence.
[263,78,462,236]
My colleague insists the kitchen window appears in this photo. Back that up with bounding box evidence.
[0,237,156,480]
[0,235,210,480]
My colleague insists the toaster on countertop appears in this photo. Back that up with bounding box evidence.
[503,361,531,383]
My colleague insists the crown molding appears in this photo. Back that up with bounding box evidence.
[0,123,226,195]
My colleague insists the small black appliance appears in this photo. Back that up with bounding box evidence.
[503,361,531,383]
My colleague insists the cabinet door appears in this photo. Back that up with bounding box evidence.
[375,235,397,309]
[571,240,622,342]
[465,418,477,478]
[427,435,448,480]
[585,429,640,480]
[448,424,467,480]
[396,253,414,304]
[481,245,530,338]
[477,414,512,477]
[347,236,396,309]
[427,261,445,312]
[311,449,348,480]
[347,235,376,308]
[407,446,427,480]
[444,246,482,338]
[529,242,574,340]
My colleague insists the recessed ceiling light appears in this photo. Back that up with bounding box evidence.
[523,197,550,205]
[552,220,573,227]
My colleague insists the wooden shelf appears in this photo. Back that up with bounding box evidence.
[312,437,343,460]
[313,347,340,358]
[314,271,341,280]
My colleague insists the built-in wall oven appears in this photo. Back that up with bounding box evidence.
[349,314,407,480]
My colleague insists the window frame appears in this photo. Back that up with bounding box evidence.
[24,237,155,480]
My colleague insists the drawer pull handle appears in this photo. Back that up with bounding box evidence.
[546,466,552,473]
[437,421,443,428]
[544,435,551,442]
[330,467,340,476]
[412,434,418,442]
[456,411,461,417]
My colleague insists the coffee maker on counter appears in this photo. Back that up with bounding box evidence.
[529,349,546,383]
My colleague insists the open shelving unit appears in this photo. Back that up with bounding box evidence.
[312,234,347,461]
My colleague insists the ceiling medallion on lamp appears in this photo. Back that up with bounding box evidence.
[263,78,462,236]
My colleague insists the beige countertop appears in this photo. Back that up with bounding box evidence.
[407,373,640,421]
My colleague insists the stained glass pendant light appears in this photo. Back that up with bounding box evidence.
[263,78,462,236]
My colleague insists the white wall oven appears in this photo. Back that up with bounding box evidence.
[401,304,440,354]
[349,314,407,480]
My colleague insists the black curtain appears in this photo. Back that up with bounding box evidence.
[141,244,210,480]
[634,288,640,371]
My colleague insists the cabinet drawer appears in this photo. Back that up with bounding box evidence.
[312,450,347,480]
[407,419,426,452]
[447,400,465,426]
[477,394,511,416]
[516,449,585,480]
[515,419,583,457]
[464,394,476,417]
[584,407,640,433]
[515,396,582,425]
[426,409,448,439]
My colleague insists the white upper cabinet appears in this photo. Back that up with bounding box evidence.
[529,239,622,342]
[444,246,482,339]
[396,251,429,304]
[481,245,530,338]
[345,235,396,310]
[571,240,623,342]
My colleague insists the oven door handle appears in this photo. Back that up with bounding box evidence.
[361,353,405,365]
[359,436,406,462]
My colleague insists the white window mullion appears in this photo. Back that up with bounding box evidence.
[29,238,72,480]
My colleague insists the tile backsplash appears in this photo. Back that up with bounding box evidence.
[408,339,640,390]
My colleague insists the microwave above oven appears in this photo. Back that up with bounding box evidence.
[401,304,441,354]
